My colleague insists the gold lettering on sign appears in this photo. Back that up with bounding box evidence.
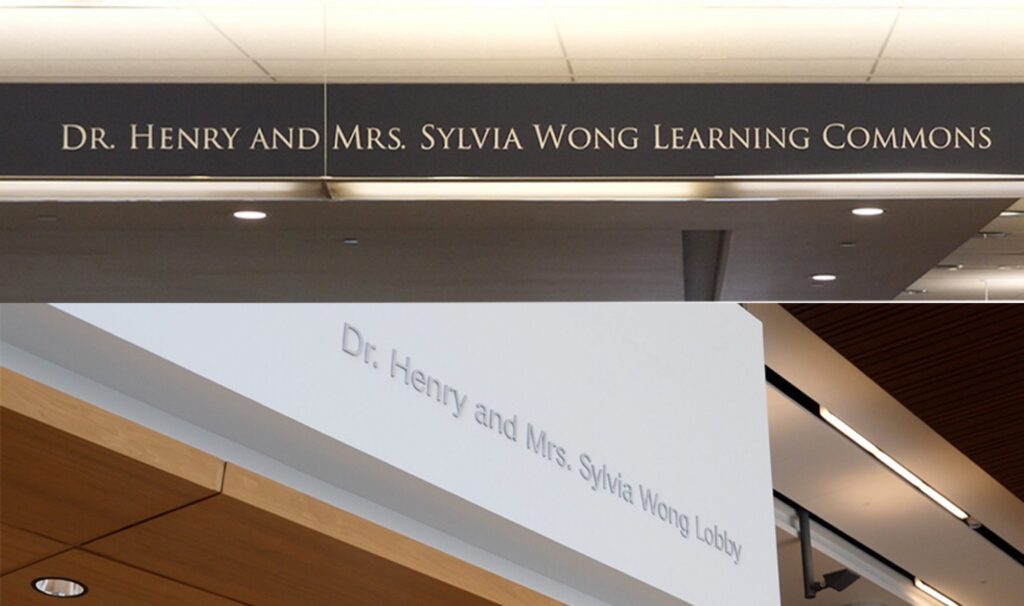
[651,125,810,150]
[822,123,992,150]
[129,123,241,151]
[532,124,639,150]
[62,124,115,151]
[333,125,403,151]
[250,127,320,150]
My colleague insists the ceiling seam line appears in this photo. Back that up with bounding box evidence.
[547,2,576,83]
[868,10,902,83]
[195,8,276,83]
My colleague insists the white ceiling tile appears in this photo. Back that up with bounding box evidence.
[201,8,325,60]
[572,58,874,77]
[191,0,324,6]
[900,0,1024,7]
[884,9,1024,59]
[262,59,569,79]
[550,0,905,6]
[324,1,563,59]
[0,8,244,60]
[875,59,1024,76]
[553,8,897,59]
[0,59,266,79]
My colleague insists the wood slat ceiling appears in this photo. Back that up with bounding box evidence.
[783,304,1024,503]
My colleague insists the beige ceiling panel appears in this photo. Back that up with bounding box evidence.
[572,58,874,77]
[807,482,1024,606]
[767,384,1024,605]
[0,8,244,61]
[752,304,1024,549]
[768,389,880,505]
[263,59,569,79]
[553,8,896,59]
[0,59,266,80]
[314,76,573,83]
[574,76,868,83]
[201,7,325,60]
[325,1,564,60]
[885,8,1024,59]
[874,58,1024,77]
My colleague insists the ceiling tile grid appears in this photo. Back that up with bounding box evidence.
[1,1,1022,82]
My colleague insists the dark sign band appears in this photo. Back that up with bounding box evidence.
[1,84,1021,178]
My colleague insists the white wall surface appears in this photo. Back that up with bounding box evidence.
[2,303,779,606]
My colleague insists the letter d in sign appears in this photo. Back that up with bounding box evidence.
[62,124,88,151]
[342,323,363,357]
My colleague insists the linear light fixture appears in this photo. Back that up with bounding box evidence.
[915,579,960,606]
[724,172,1024,181]
[326,179,1024,201]
[3,178,1023,202]
[819,407,970,521]
[0,180,324,201]
[329,180,706,202]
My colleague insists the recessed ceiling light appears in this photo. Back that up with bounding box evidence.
[903,288,928,295]
[975,231,1007,239]
[936,264,962,272]
[838,241,858,248]
[233,210,267,221]
[342,238,359,245]
[851,207,884,217]
[1000,210,1023,217]
[811,274,837,282]
[32,578,87,598]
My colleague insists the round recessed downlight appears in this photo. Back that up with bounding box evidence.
[233,210,267,220]
[342,238,359,245]
[975,230,1007,239]
[903,288,928,295]
[32,578,87,598]
[1000,210,1023,217]
[811,274,837,282]
[851,207,885,216]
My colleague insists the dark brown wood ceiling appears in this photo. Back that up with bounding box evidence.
[784,304,1024,503]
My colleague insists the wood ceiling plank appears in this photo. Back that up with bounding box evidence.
[0,525,69,575]
[0,367,224,544]
[221,465,560,606]
[86,465,563,606]
[1,549,244,605]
